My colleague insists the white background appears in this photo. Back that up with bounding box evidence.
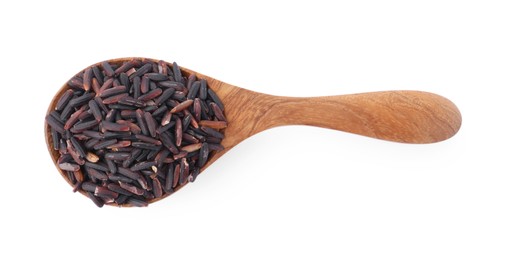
[0,1,505,259]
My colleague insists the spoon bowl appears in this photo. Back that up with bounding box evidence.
[45,57,462,206]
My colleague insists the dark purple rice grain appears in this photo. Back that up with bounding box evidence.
[118,96,146,108]
[49,111,65,124]
[103,131,131,139]
[193,98,202,122]
[171,91,187,102]
[114,60,137,75]
[135,149,151,163]
[91,78,101,94]
[160,132,179,154]
[152,105,168,117]
[66,170,76,184]
[207,143,224,151]
[134,109,149,136]
[155,88,175,106]
[82,182,98,192]
[119,73,130,89]
[127,198,148,207]
[186,129,206,142]
[102,93,129,105]
[99,78,114,93]
[175,117,183,146]
[173,151,188,160]
[207,88,224,111]
[199,79,208,100]
[101,121,130,132]
[179,158,189,185]
[86,167,108,181]
[51,128,60,150]
[94,96,109,114]
[157,121,175,135]
[115,194,129,204]
[112,79,121,88]
[119,182,144,195]
[144,105,158,112]
[140,76,150,94]
[189,167,200,183]
[70,119,99,133]
[186,74,196,89]
[106,140,132,149]
[205,136,223,144]
[161,110,172,126]
[95,186,119,200]
[198,142,209,167]
[146,73,170,81]
[87,191,104,207]
[117,167,142,180]
[144,112,157,137]
[55,89,74,111]
[107,183,134,196]
[172,62,183,83]
[130,63,152,79]
[84,161,109,172]
[92,66,104,85]
[130,161,157,171]
[59,139,68,154]
[68,77,84,90]
[152,178,162,198]
[77,110,92,121]
[105,109,118,122]
[105,158,117,174]
[182,113,192,131]
[137,175,149,190]
[69,92,96,108]
[135,134,162,145]
[70,137,86,158]
[131,142,161,150]
[165,164,174,192]
[132,76,141,99]
[158,80,185,89]
[84,138,100,149]
[172,164,180,188]
[105,152,130,160]
[138,88,162,101]
[209,102,226,122]
[158,60,168,75]
[155,149,170,167]
[109,175,133,183]
[88,100,103,122]
[100,85,127,98]
[187,81,200,99]
[45,114,65,133]
[82,130,103,139]
[101,61,115,77]
[83,68,92,91]
[59,162,80,171]
[108,104,137,110]
[201,126,225,139]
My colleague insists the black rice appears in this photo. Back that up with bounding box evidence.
[47,59,226,207]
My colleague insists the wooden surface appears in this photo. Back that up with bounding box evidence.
[45,57,462,205]
[200,77,461,169]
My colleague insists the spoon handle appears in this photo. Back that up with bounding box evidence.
[223,90,461,144]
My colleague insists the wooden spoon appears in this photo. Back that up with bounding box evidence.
[45,57,461,206]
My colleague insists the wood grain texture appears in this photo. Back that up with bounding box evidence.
[45,57,461,205]
[201,80,461,168]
